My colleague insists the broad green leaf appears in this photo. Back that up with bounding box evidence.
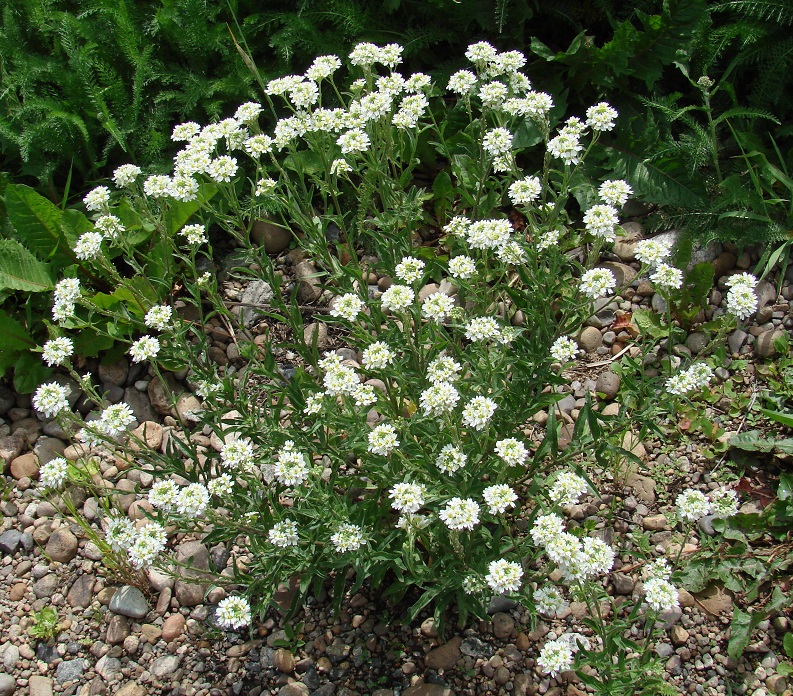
[13,350,51,394]
[163,183,216,236]
[761,408,793,428]
[728,608,763,661]
[4,183,74,266]
[0,239,54,292]
[784,632,793,658]
[0,309,35,351]
[633,308,669,339]
[779,473,793,502]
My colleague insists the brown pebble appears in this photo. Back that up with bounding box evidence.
[10,582,26,601]
[161,613,185,641]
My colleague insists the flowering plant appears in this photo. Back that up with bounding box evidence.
[32,41,743,689]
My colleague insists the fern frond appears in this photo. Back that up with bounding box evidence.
[713,0,793,26]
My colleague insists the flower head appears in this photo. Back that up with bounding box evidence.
[98,403,135,436]
[269,519,299,548]
[634,239,672,267]
[538,639,574,677]
[461,396,497,431]
[549,471,588,507]
[485,559,523,593]
[74,232,103,260]
[181,224,207,246]
[494,438,528,466]
[421,292,455,323]
[176,483,210,517]
[676,489,711,520]
[33,382,70,418]
[449,255,476,279]
[483,484,517,514]
[331,523,366,553]
[330,293,364,321]
[583,204,619,241]
[144,305,173,331]
[113,164,141,188]
[534,585,567,616]
[651,263,683,291]
[710,488,739,518]
[39,457,69,489]
[390,482,427,514]
[508,176,542,205]
[362,342,395,371]
[586,102,618,131]
[216,596,251,630]
[550,336,577,363]
[368,423,399,456]
[395,257,425,283]
[127,522,167,569]
[599,179,633,207]
[644,577,679,612]
[435,444,467,474]
[42,337,73,367]
[579,268,616,299]
[274,441,310,486]
[84,186,111,212]
[381,285,414,312]
[129,335,160,363]
[439,497,480,530]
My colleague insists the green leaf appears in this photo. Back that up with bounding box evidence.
[13,350,51,394]
[761,408,793,428]
[779,473,793,502]
[784,632,793,658]
[0,309,35,352]
[728,608,763,660]
[633,308,669,339]
[0,239,54,292]
[778,662,793,677]
[4,184,74,267]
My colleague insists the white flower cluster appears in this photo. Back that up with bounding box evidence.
[439,497,480,530]
[538,639,574,677]
[494,438,528,466]
[485,558,523,593]
[269,519,299,548]
[725,272,759,320]
[550,336,577,364]
[330,293,364,321]
[548,471,588,507]
[390,482,427,514]
[216,596,252,630]
[144,305,173,331]
[508,176,542,205]
[368,423,399,456]
[676,486,739,520]
[643,557,680,612]
[665,362,713,396]
[52,278,80,324]
[598,179,633,207]
[96,403,135,437]
[531,513,614,581]
[42,337,73,367]
[583,204,620,242]
[651,263,683,291]
[33,382,70,418]
[148,474,210,518]
[129,335,160,363]
[39,457,69,489]
[634,238,672,268]
[483,484,517,514]
[74,231,103,260]
[331,523,366,553]
[534,585,568,616]
[274,441,310,487]
[105,517,168,569]
[221,437,257,473]
[579,268,616,299]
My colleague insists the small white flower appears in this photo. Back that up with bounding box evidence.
[390,482,427,514]
[598,179,633,207]
[207,474,234,499]
[644,577,680,612]
[465,317,502,342]
[269,519,299,547]
[651,263,684,291]
[306,55,341,81]
[95,215,124,240]
[207,155,238,183]
[330,293,364,321]
[337,129,370,154]
[129,335,160,363]
[381,285,414,312]
[448,256,476,279]
[234,102,263,122]
[548,133,583,165]
[724,272,758,290]
[439,497,480,530]
[352,384,377,408]
[149,480,179,511]
[144,305,173,331]
[143,175,172,198]
[421,292,455,323]
[676,489,711,521]
[246,135,274,157]
[485,558,523,593]
[362,342,395,371]
[395,257,425,283]
[586,102,618,131]
[583,204,620,241]
[39,457,69,489]
[83,186,111,212]
[172,122,201,141]
[508,176,542,205]
[579,268,616,299]
[710,488,739,518]
[368,423,399,456]
[274,441,310,487]
[216,596,251,630]
[534,586,567,616]
[74,232,103,260]
[549,471,588,507]
[550,336,577,363]
[330,159,352,176]
[482,127,513,157]
[435,444,467,474]
[465,41,498,67]
[113,164,141,187]
[538,639,574,677]
[420,382,460,417]
[530,513,565,546]
[98,402,135,436]
[478,81,508,108]
[483,484,517,514]
[580,537,615,576]
[726,284,758,319]
[634,238,672,267]
[221,437,256,473]
[105,517,136,551]
[494,438,528,466]
[176,482,210,517]
[426,355,461,384]
[524,91,554,117]
[126,522,167,569]
[33,383,70,418]
[447,70,477,94]
[42,337,73,367]
[461,396,497,431]
[331,523,366,553]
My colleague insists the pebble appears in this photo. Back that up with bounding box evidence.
[491,612,515,640]
[29,676,54,696]
[149,654,181,677]
[595,371,621,400]
[0,674,14,696]
[162,613,186,641]
[425,637,462,671]
[109,585,149,619]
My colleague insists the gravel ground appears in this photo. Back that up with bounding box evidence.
[1,223,792,696]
